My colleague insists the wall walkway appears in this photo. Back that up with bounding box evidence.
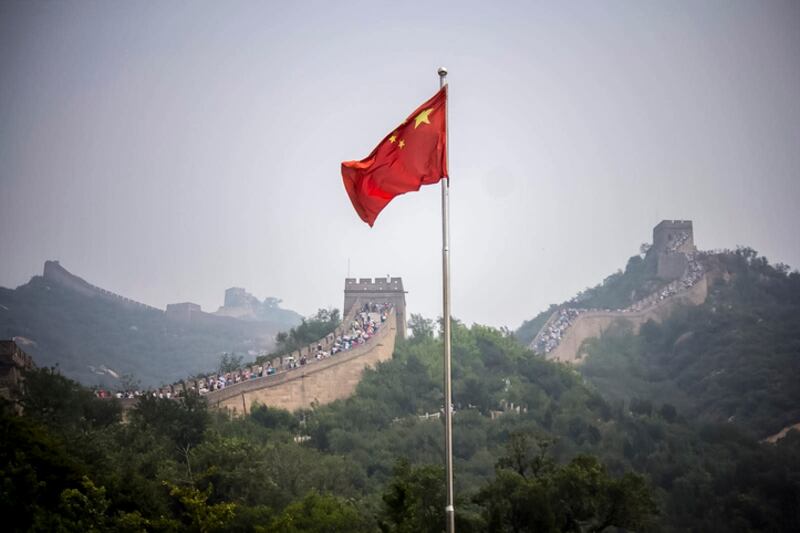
[545,275,709,364]
[205,307,397,414]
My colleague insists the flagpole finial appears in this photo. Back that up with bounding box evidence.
[438,66,448,78]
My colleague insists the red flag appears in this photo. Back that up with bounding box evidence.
[342,86,447,226]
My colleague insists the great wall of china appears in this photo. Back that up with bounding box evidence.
[205,307,398,415]
[539,274,709,363]
[43,260,162,313]
[199,277,407,414]
[530,220,714,363]
[7,221,720,414]
[10,262,410,415]
[97,277,408,415]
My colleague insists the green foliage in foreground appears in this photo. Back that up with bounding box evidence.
[477,434,657,533]
[264,308,341,359]
[4,259,800,533]
[2,329,660,532]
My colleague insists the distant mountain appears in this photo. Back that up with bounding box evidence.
[0,261,302,387]
[214,287,303,324]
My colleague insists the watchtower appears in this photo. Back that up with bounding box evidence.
[344,277,407,339]
[652,220,695,255]
[652,220,696,280]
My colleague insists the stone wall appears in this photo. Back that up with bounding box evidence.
[545,274,709,363]
[43,260,161,313]
[344,277,407,339]
[652,220,695,255]
[657,253,689,280]
[206,308,397,414]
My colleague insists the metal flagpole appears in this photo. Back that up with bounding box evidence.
[438,66,455,533]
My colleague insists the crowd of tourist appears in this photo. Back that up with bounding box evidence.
[532,251,706,355]
[191,302,390,395]
[94,386,185,400]
[666,231,691,252]
[95,302,392,399]
[622,251,705,312]
[532,308,585,354]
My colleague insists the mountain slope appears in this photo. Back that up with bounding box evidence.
[300,317,800,531]
[3,282,799,531]
[0,274,301,387]
[579,247,800,437]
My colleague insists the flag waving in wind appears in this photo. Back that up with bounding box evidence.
[341,86,448,226]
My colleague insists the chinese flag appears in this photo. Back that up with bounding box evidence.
[342,86,447,226]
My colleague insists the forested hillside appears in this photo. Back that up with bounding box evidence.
[4,295,799,531]
[579,247,800,438]
[516,251,665,347]
[0,276,300,387]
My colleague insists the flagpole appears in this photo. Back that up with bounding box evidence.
[438,66,455,533]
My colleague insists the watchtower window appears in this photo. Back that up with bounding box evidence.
[668,233,673,241]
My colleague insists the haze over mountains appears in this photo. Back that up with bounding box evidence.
[2,220,799,530]
[4,238,799,531]
[0,261,302,387]
[1,2,799,530]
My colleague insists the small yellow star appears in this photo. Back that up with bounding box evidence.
[414,108,433,128]
[398,139,405,149]
[389,135,397,143]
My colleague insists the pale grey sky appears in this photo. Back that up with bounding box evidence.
[1,0,799,328]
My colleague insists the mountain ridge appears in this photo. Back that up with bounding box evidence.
[0,261,303,387]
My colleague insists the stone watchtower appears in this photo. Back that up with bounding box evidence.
[651,220,696,280]
[344,277,407,339]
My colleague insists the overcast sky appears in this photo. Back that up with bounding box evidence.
[1,1,799,329]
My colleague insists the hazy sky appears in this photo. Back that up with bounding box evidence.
[2,1,799,329]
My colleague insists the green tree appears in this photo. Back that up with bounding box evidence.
[130,391,209,463]
[250,404,299,431]
[269,491,372,532]
[381,460,445,533]
[19,367,121,431]
[219,353,244,374]
[408,314,435,340]
[0,406,86,531]
[476,433,657,532]
[165,481,236,533]
[271,308,341,355]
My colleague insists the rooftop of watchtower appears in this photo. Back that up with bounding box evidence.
[344,277,405,291]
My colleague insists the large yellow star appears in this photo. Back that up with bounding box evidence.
[414,108,434,129]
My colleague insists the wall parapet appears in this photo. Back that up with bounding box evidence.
[205,308,395,405]
[205,308,397,413]
[43,260,162,313]
[344,277,406,339]
[545,274,709,363]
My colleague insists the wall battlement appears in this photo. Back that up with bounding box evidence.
[651,220,696,279]
[344,276,407,338]
[205,308,398,414]
[545,274,709,363]
[652,220,695,254]
[43,260,162,313]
